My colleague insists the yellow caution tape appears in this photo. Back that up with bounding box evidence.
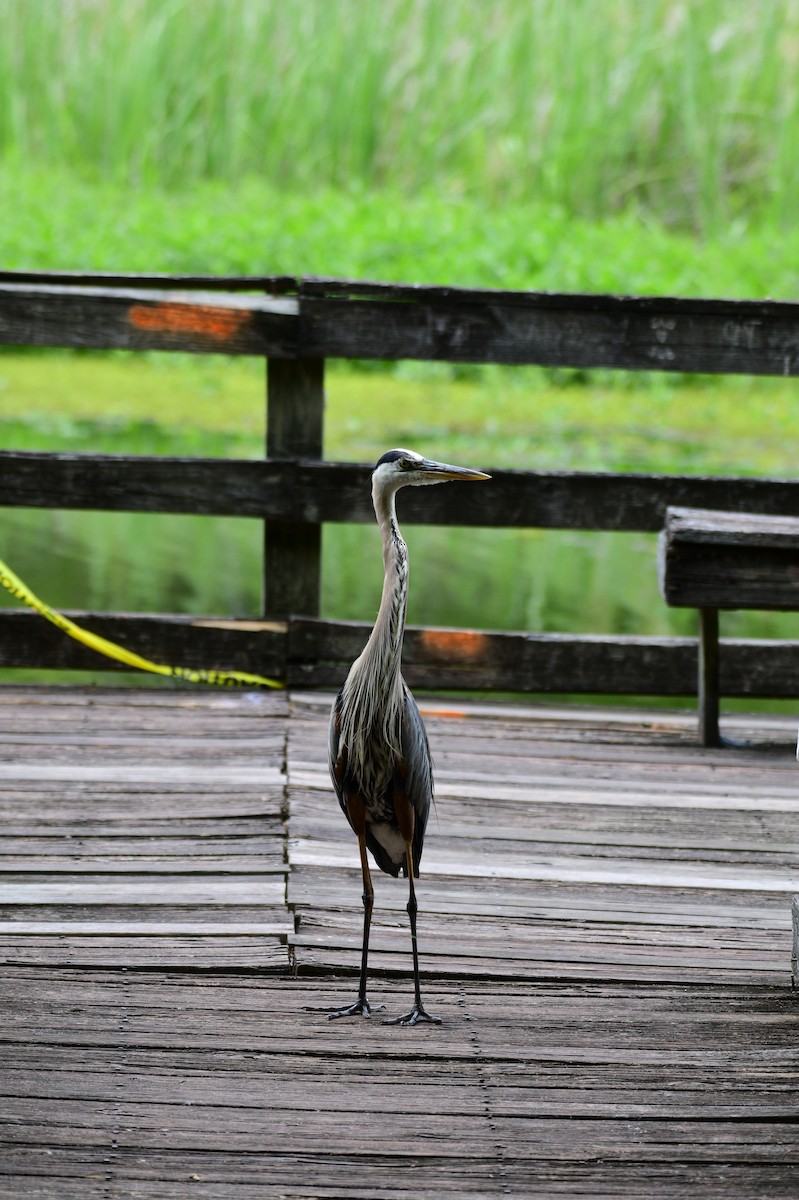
[0,557,285,689]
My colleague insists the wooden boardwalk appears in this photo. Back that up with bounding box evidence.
[1,686,798,1198]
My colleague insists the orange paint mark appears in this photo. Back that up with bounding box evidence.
[419,628,487,661]
[129,302,250,341]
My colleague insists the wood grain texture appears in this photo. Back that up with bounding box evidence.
[660,506,799,609]
[1,686,798,1197]
[300,291,799,374]
[6,275,799,374]
[0,688,290,970]
[4,608,799,697]
[0,284,298,355]
[0,610,286,675]
[289,617,799,697]
[263,357,325,618]
[6,452,799,530]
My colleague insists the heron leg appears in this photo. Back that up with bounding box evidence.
[308,816,384,1019]
[383,844,441,1027]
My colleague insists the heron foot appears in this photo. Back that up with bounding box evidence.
[382,1005,441,1027]
[306,997,385,1020]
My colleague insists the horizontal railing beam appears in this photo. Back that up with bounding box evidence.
[289,619,799,697]
[300,294,799,375]
[3,451,799,532]
[1,611,798,698]
[0,611,286,677]
[2,276,799,375]
[0,285,298,356]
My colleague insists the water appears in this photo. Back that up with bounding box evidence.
[5,505,799,646]
[3,416,799,694]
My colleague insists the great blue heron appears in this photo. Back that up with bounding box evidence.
[324,448,490,1025]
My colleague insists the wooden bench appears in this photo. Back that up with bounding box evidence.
[658,506,799,746]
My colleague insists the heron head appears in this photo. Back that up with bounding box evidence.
[373,448,491,491]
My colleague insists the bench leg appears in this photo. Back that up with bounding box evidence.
[698,607,720,747]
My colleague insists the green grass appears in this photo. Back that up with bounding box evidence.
[2,0,798,232]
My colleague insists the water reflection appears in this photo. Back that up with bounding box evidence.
[3,508,799,647]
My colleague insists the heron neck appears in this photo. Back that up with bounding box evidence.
[338,483,409,776]
[369,484,408,673]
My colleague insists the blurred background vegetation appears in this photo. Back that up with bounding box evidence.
[0,0,798,682]
[3,0,799,235]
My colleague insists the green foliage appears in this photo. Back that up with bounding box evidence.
[1,166,798,301]
[2,0,798,232]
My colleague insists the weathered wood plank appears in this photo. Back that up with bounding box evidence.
[0,449,277,516]
[0,688,291,971]
[3,688,799,1197]
[5,1040,798,1118]
[6,276,799,375]
[263,357,324,618]
[295,909,790,966]
[0,763,281,784]
[0,610,287,676]
[2,966,796,1187]
[0,684,288,714]
[290,839,799,893]
[0,795,281,820]
[301,274,799,319]
[0,1151,795,1200]
[287,696,799,989]
[6,452,799,530]
[5,603,799,699]
[660,506,799,609]
[289,620,701,692]
[289,815,799,869]
[0,935,289,969]
[0,878,286,904]
[4,970,796,1054]
[288,872,792,929]
[0,909,290,930]
[0,285,298,355]
[300,289,799,375]
[3,1091,798,1157]
[0,921,290,935]
[288,617,799,697]
[0,854,284,874]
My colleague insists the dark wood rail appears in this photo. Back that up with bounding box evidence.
[3,275,799,373]
[1,271,798,697]
[3,610,799,698]
[3,450,799,528]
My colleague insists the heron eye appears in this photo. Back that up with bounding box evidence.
[400,457,415,470]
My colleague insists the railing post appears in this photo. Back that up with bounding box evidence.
[698,606,720,748]
[264,357,325,618]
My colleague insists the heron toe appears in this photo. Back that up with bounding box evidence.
[306,997,385,1019]
[382,1005,441,1027]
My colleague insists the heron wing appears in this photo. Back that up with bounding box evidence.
[328,689,348,816]
[329,682,433,877]
[400,684,433,874]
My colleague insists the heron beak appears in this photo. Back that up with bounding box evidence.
[418,458,491,482]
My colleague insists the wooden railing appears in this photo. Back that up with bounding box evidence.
[2,270,799,697]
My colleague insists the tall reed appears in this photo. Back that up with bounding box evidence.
[0,0,797,230]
